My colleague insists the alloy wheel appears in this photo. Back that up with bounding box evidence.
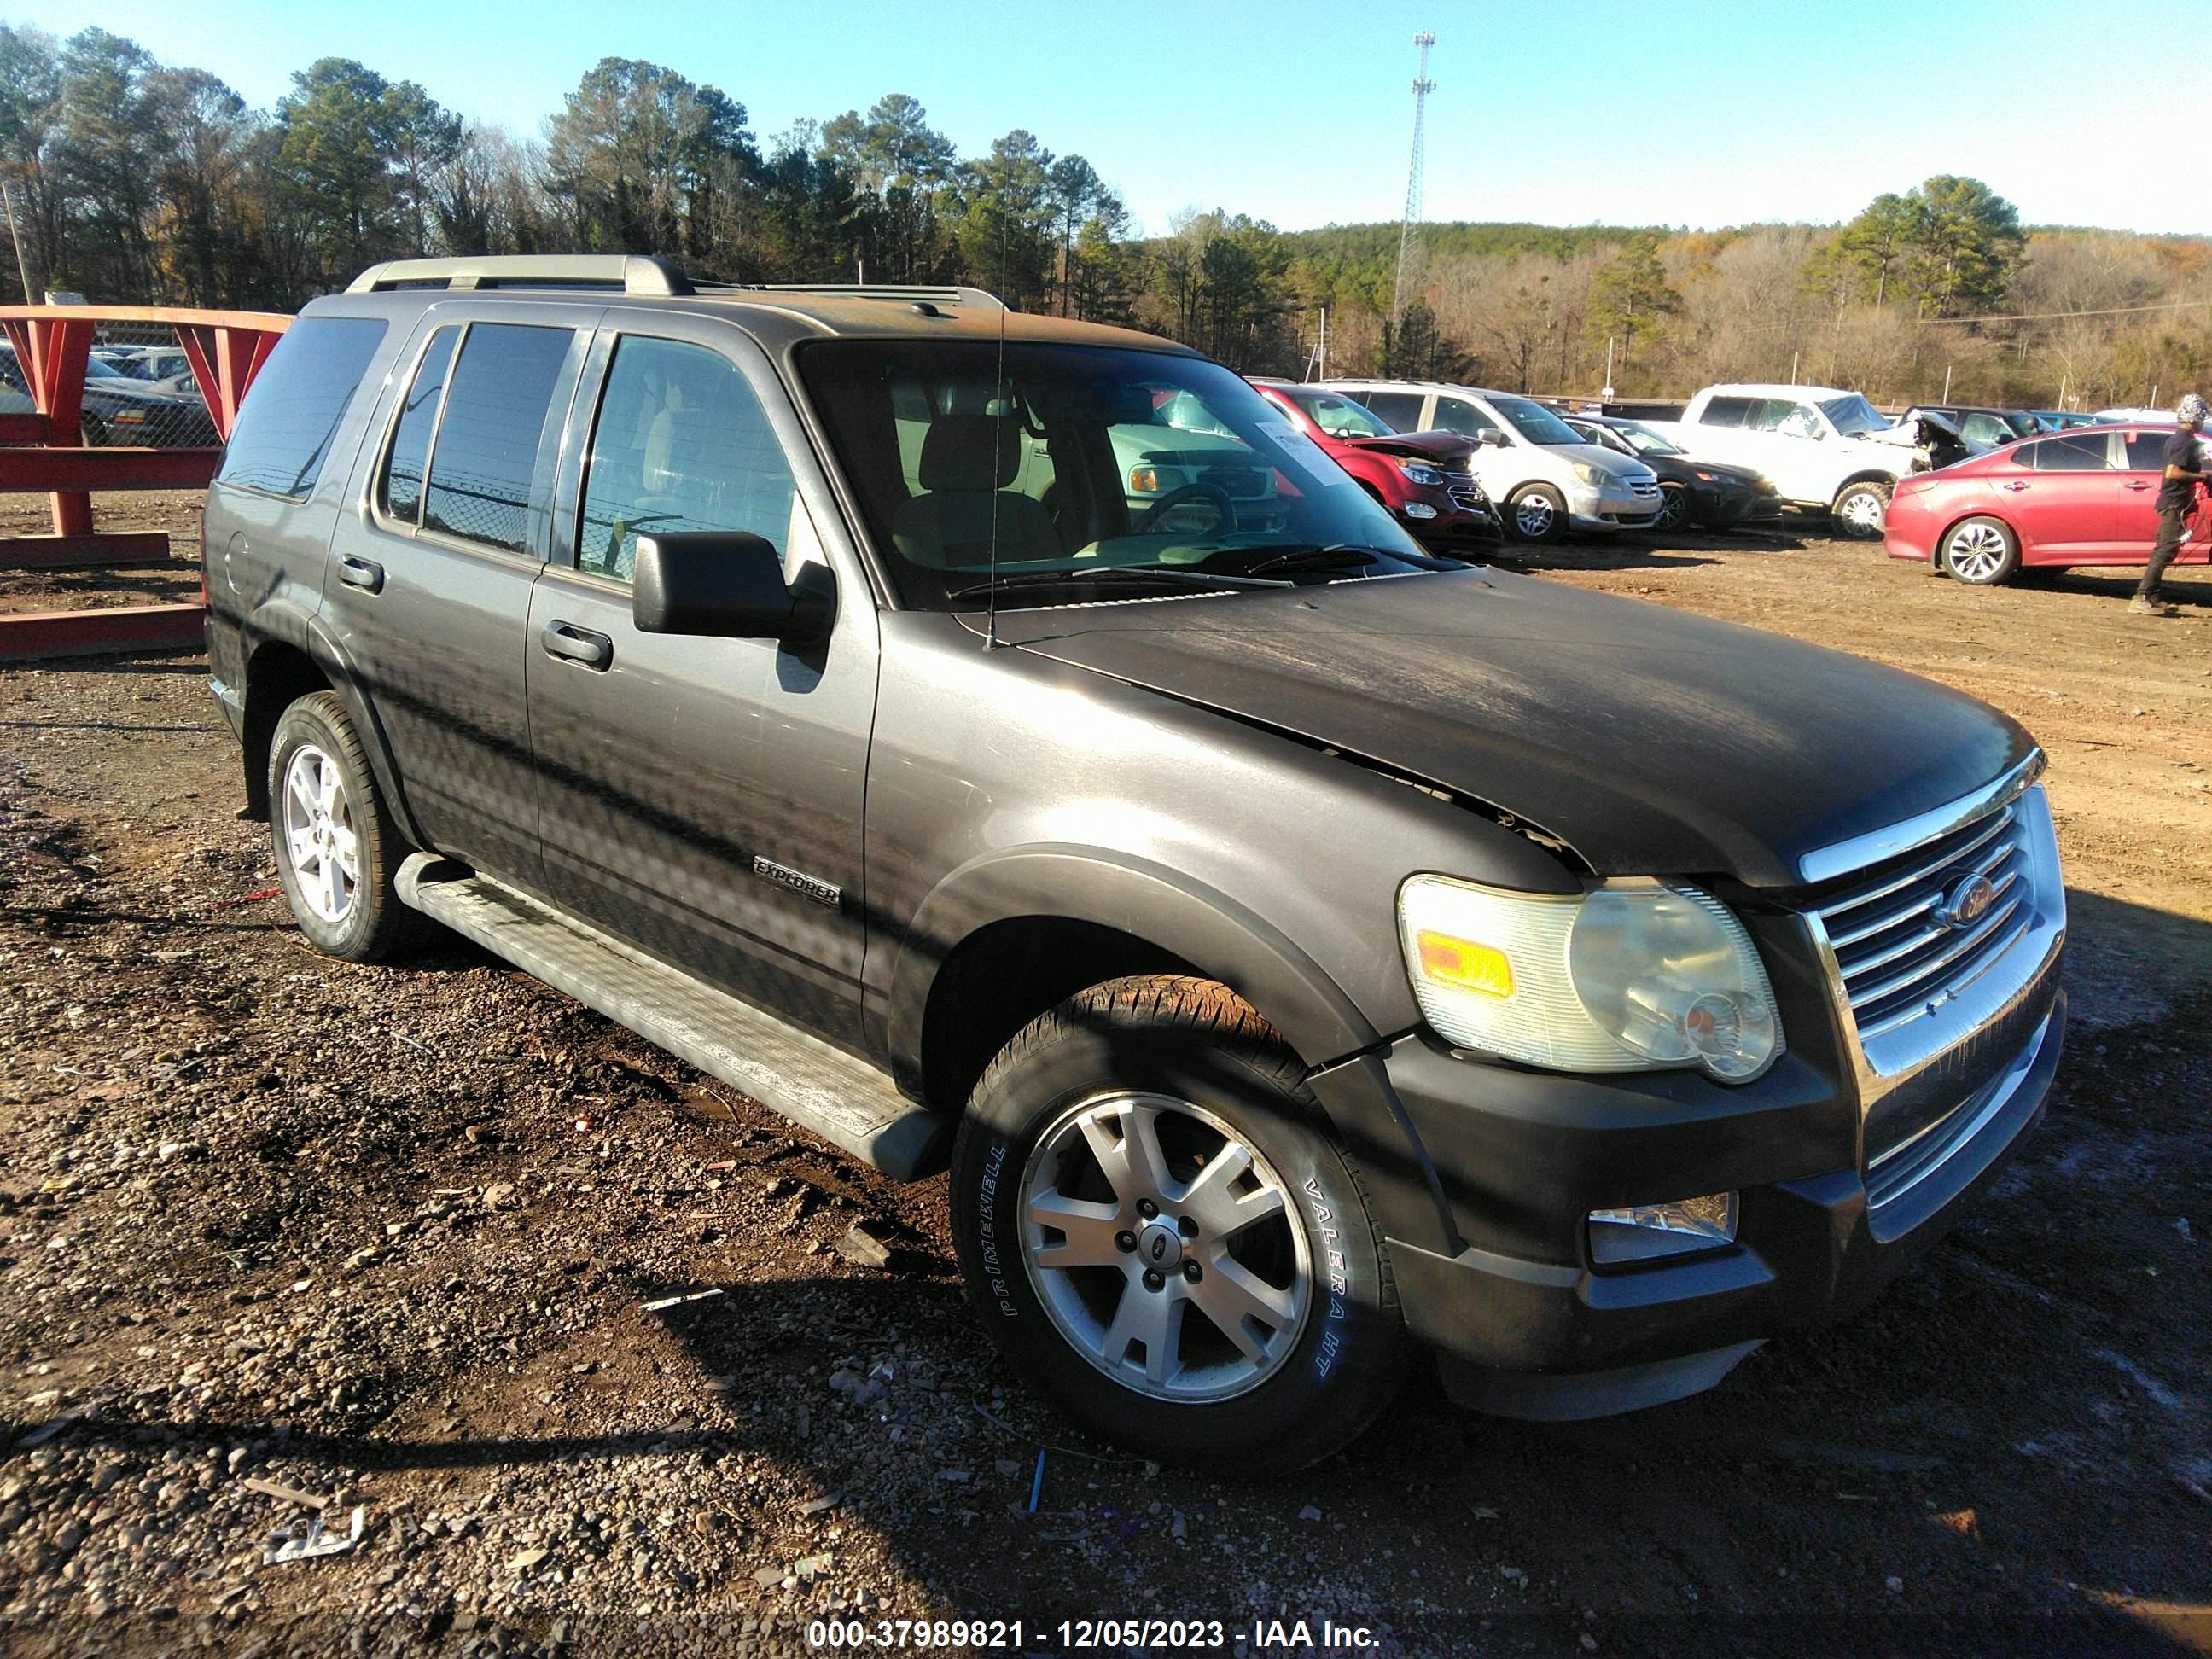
[282,744,358,923]
[1656,486,1687,530]
[1839,491,1886,533]
[1514,495,1555,538]
[1021,1091,1312,1403]
[1944,521,2010,582]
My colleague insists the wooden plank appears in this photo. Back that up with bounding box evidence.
[0,533,171,570]
[0,603,206,663]
[0,447,223,492]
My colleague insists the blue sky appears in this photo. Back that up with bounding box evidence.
[26,0,2184,236]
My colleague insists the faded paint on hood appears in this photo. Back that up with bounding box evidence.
[995,568,2033,888]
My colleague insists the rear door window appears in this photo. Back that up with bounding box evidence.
[578,336,799,584]
[1433,396,1486,435]
[2026,434,2115,472]
[216,315,388,499]
[1699,396,1754,428]
[378,327,460,526]
[422,323,575,554]
[1359,390,1426,431]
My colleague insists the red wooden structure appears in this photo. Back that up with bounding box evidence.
[1,303,289,661]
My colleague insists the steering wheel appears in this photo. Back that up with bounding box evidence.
[1132,482,1237,536]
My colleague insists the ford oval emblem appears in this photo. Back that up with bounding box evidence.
[1938,874,1996,930]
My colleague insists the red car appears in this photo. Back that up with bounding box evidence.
[1886,423,2210,585]
[1249,380,1495,550]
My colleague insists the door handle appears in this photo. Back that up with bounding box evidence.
[541,620,613,671]
[337,556,385,593]
[1998,481,2030,492]
[2122,480,2153,491]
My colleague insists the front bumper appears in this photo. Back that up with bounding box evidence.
[1569,484,1661,531]
[1308,953,2063,1420]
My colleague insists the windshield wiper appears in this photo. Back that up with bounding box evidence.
[1231,544,1384,577]
[947,565,1287,604]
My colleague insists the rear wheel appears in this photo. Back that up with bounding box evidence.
[949,976,1408,1474]
[1941,515,2021,585]
[267,692,425,962]
[1831,479,1893,538]
[1506,483,1568,544]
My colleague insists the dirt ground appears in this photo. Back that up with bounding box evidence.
[1,503,2207,1657]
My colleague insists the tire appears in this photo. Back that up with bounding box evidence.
[79,414,108,448]
[266,691,425,961]
[1653,482,1691,533]
[950,975,1409,1475]
[1505,483,1568,544]
[1940,515,2021,585]
[1831,479,1893,538]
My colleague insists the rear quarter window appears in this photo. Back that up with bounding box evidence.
[215,316,388,499]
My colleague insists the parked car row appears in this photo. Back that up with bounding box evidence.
[0,340,219,448]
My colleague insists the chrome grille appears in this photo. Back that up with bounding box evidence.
[1808,800,2033,1041]
[1443,469,1486,511]
[1627,478,1661,498]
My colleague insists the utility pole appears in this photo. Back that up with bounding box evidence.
[1391,31,1436,328]
[0,178,32,306]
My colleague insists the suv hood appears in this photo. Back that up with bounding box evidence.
[998,569,2031,888]
[1338,429,1476,463]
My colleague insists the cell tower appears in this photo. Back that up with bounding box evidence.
[1392,31,1436,325]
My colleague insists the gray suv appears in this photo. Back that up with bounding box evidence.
[203,256,2066,1472]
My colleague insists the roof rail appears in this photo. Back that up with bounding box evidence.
[346,255,695,297]
[726,283,1007,313]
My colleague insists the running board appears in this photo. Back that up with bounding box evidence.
[395,854,951,1180]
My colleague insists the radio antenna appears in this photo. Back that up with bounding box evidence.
[983,212,1010,650]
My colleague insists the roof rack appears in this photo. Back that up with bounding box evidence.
[346,255,694,297]
[718,283,1007,313]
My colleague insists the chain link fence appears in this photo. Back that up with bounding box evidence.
[2,318,222,450]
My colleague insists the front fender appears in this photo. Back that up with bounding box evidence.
[887,844,1378,1082]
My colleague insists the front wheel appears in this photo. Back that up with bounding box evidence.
[950,976,1408,1474]
[1506,483,1568,544]
[1653,482,1691,533]
[1831,479,1893,538]
[1941,515,2020,585]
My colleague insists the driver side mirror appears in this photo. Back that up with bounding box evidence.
[632,531,834,646]
[1476,427,1507,448]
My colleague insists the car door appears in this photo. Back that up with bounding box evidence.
[525,317,878,1047]
[1993,432,2120,558]
[323,301,597,884]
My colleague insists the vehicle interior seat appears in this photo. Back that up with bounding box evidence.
[891,414,1062,568]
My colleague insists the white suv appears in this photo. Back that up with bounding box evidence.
[1651,384,1931,538]
[1324,380,1661,542]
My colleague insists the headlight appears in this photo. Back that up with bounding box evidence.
[1570,461,1604,486]
[1397,875,1782,1082]
[1398,458,1447,487]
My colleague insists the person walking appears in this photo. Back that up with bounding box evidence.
[2133,392,2209,616]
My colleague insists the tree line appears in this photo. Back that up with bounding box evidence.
[3,22,2206,411]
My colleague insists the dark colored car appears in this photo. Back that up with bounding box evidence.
[1250,379,1494,549]
[1914,405,2045,449]
[203,256,2066,1473]
[1562,414,1780,532]
[1886,422,2209,584]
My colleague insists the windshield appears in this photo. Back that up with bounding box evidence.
[1488,393,1582,446]
[1818,394,1891,437]
[1286,388,1394,439]
[1611,420,1684,457]
[800,341,1436,609]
